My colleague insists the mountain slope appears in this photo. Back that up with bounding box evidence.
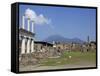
[44,35,85,44]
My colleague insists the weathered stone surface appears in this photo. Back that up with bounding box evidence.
[19,54,38,66]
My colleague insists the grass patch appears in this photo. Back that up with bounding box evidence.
[39,51,96,66]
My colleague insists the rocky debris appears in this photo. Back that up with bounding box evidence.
[19,54,38,66]
[19,48,63,66]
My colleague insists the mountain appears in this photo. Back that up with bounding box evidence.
[70,38,85,44]
[44,35,85,44]
[44,35,70,43]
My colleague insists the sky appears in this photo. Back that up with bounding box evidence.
[19,4,96,42]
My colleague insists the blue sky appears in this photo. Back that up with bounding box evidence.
[19,4,96,42]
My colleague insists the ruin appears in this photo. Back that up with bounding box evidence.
[19,15,96,67]
[19,15,61,66]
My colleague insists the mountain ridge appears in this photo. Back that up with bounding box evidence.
[43,35,85,44]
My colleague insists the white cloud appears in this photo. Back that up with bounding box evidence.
[25,8,37,20]
[25,8,50,25]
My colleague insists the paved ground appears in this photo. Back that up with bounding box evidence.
[19,62,96,71]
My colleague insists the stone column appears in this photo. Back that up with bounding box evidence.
[31,38,35,53]
[21,36,26,54]
[22,15,25,29]
[27,18,30,31]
